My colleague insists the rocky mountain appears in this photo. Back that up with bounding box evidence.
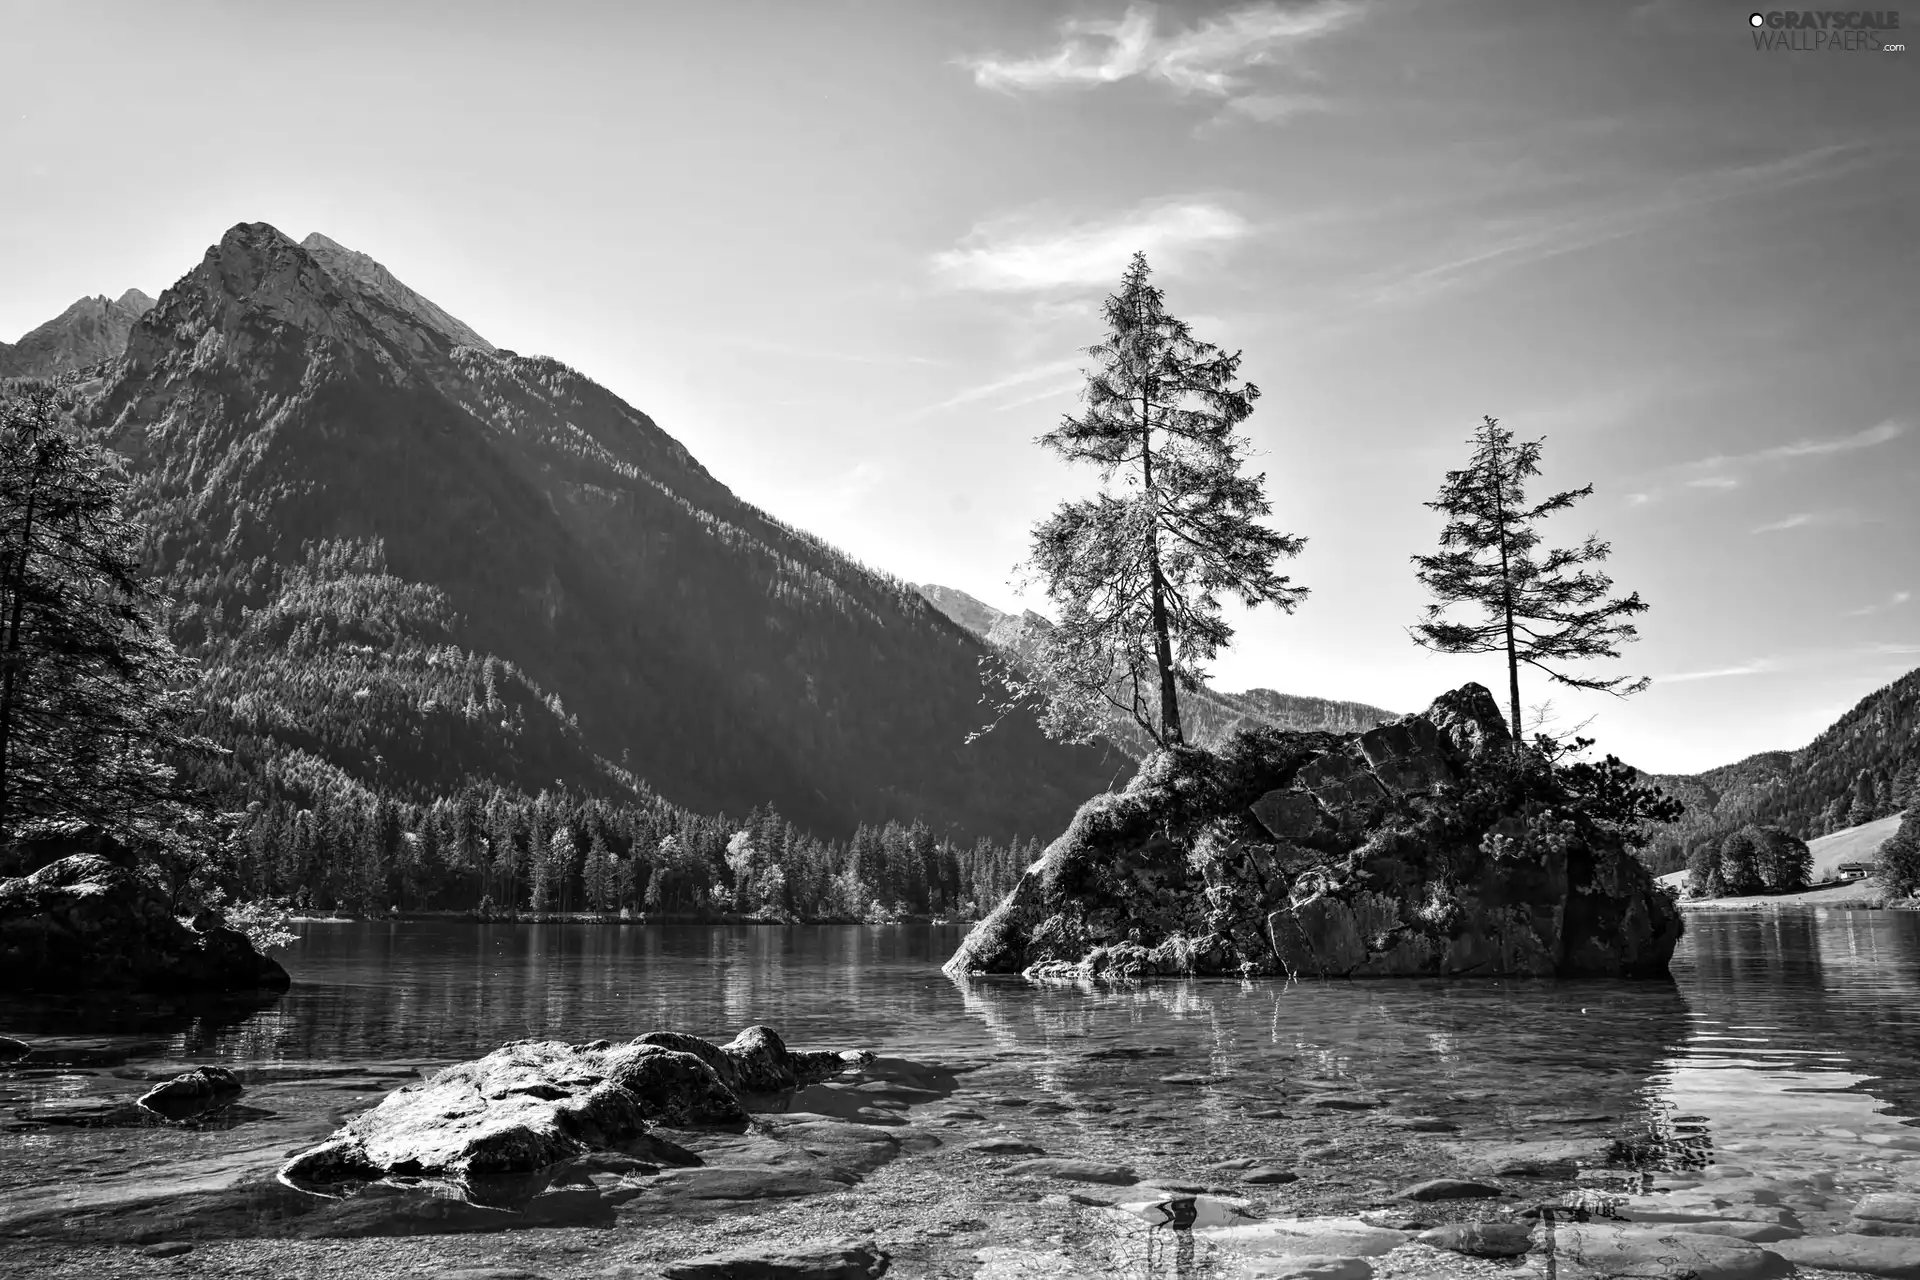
[51,222,1120,846]
[0,289,154,377]
[914,582,1398,753]
[1646,666,1920,858]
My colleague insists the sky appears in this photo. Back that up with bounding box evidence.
[2,0,1915,774]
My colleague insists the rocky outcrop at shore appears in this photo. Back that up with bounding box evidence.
[0,852,290,994]
[280,1026,873,1189]
[945,683,1682,982]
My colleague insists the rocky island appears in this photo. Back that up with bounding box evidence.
[947,683,1683,983]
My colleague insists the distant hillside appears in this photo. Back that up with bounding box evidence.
[1645,668,1920,862]
[1656,810,1906,891]
[914,582,1398,755]
[0,289,154,377]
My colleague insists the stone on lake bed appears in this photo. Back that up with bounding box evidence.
[1213,1157,1266,1170]
[1300,1093,1384,1110]
[1772,1232,1920,1278]
[1249,1108,1290,1119]
[657,1239,889,1278]
[1851,1191,1920,1236]
[1242,1256,1375,1280]
[1379,1115,1456,1132]
[1681,1221,1802,1244]
[1001,1157,1139,1185]
[136,1066,243,1121]
[1532,1224,1792,1280]
[138,1242,194,1258]
[1523,1111,1613,1124]
[1196,1217,1409,1260]
[1446,1138,1607,1177]
[1245,1168,1301,1185]
[279,1025,868,1187]
[1393,1178,1505,1202]
[1416,1222,1535,1257]
[967,1138,1046,1155]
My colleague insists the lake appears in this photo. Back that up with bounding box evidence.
[3,911,1919,1278]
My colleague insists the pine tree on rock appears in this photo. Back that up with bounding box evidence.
[985,252,1306,749]
[1411,415,1649,743]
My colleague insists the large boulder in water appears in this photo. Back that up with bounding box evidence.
[0,852,290,993]
[281,1026,873,1187]
[945,683,1682,982]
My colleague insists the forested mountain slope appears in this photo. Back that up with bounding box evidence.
[67,222,1120,853]
[1645,667,1920,863]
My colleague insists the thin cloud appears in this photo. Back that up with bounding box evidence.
[1208,91,1330,126]
[1633,419,1905,504]
[932,200,1251,293]
[961,2,1360,122]
[914,357,1085,416]
[1658,660,1778,683]
[1752,513,1816,534]
[1364,143,1868,309]
[1849,590,1913,617]
[1685,419,1905,473]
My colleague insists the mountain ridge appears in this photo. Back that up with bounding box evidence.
[59,221,1120,847]
[1,288,155,378]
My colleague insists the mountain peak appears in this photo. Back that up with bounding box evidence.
[0,285,159,378]
[300,231,495,354]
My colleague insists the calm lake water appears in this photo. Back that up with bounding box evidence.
[4,909,1919,1267]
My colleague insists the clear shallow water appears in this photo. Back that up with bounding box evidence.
[3,909,1918,1257]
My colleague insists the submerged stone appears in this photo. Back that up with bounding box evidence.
[658,1240,889,1279]
[279,1026,867,1189]
[1416,1222,1534,1257]
[1772,1232,1920,1278]
[1001,1157,1138,1185]
[136,1066,244,1121]
[1394,1178,1505,1202]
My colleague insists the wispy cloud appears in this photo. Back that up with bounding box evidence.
[1657,660,1779,684]
[1751,512,1817,533]
[1362,143,1869,309]
[913,357,1085,417]
[961,2,1360,124]
[932,199,1251,293]
[1685,419,1905,473]
[1631,419,1906,505]
[1849,590,1913,617]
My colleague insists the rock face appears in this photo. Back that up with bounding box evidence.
[0,853,290,993]
[0,289,155,378]
[280,1026,871,1188]
[945,684,1682,982]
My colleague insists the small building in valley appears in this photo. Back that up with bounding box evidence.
[1836,861,1875,882]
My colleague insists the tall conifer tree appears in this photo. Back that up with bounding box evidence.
[986,252,1306,749]
[1411,415,1649,742]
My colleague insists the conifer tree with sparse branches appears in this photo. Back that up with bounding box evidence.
[978,251,1307,750]
[0,381,211,862]
[1411,415,1649,744]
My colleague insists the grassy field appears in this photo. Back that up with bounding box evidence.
[1657,809,1910,907]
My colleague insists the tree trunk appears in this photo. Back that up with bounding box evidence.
[1488,431,1523,743]
[1140,383,1182,746]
